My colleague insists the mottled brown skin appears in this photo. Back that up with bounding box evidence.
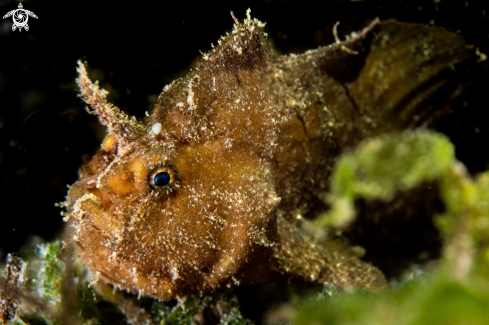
[66,12,477,300]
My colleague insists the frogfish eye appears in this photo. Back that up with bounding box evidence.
[154,172,171,186]
[150,165,177,190]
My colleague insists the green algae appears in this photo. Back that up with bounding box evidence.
[296,275,489,325]
[297,129,489,325]
[318,130,454,228]
[2,241,249,324]
[152,291,250,325]
[35,242,64,306]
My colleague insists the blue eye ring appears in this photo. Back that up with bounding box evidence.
[150,165,178,192]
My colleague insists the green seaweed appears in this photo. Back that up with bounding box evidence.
[296,275,489,325]
[2,241,249,324]
[35,242,64,306]
[151,291,250,325]
[296,130,489,324]
[318,130,454,228]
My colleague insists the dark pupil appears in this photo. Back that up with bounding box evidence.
[153,172,171,187]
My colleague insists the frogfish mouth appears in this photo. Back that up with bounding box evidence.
[65,11,479,300]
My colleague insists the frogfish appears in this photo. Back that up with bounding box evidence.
[65,10,478,300]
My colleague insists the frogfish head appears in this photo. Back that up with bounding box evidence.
[66,12,285,300]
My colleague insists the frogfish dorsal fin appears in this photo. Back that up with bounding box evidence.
[204,9,271,71]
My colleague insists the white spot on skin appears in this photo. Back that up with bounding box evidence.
[187,75,199,111]
[171,266,180,281]
[151,122,162,135]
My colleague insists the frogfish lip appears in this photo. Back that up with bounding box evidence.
[67,177,115,215]
[67,180,175,300]
[70,191,120,239]
[66,177,119,241]
[87,186,115,212]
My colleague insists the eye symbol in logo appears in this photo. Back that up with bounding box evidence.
[2,3,38,32]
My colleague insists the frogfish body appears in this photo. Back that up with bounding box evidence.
[66,11,478,300]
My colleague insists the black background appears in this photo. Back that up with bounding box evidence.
[1,0,488,260]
